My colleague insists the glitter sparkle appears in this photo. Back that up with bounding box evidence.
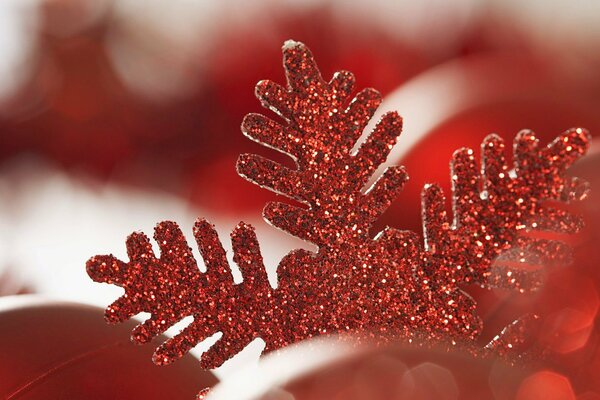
[87,40,590,370]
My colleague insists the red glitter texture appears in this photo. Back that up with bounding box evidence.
[86,41,590,370]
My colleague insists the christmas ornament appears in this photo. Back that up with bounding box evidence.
[87,41,590,373]
[0,296,217,399]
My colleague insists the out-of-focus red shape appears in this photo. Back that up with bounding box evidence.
[0,296,217,399]
[578,393,600,400]
[209,339,599,399]
[516,370,576,400]
[257,345,531,400]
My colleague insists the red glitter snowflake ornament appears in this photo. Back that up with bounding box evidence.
[86,41,590,371]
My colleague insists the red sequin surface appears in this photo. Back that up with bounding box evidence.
[86,41,590,370]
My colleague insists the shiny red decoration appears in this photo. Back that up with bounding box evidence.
[0,296,217,399]
[86,41,590,374]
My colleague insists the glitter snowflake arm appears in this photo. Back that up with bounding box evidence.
[237,40,483,344]
[237,40,405,250]
[421,128,590,292]
[87,219,279,369]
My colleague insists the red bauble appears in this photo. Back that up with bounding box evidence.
[0,296,217,399]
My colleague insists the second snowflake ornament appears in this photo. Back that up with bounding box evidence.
[87,41,590,373]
